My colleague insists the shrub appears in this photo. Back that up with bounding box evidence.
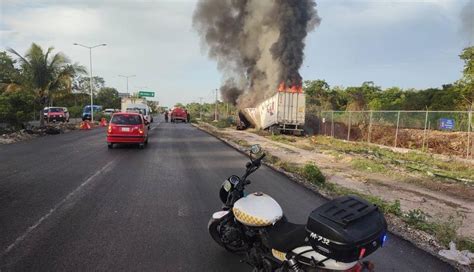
[363,195,402,216]
[403,209,429,225]
[214,119,233,129]
[0,89,35,127]
[68,105,83,118]
[384,199,402,216]
[457,238,474,252]
[302,164,325,184]
[402,210,465,248]
[95,112,111,122]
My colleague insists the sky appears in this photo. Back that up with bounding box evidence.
[1,0,473,107]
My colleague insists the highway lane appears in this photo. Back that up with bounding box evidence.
[0,120,454,271]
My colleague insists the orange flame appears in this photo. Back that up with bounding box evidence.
[277,81,303,93]
[278,82,286,92]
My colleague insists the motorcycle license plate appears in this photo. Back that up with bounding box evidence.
[223,180,232,192]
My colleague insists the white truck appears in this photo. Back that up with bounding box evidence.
[241,91,305,135]
[121,98,153,124]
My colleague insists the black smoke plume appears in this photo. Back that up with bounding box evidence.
[193,0,320,107]
[220,79,243,106]
[271,0,319,87]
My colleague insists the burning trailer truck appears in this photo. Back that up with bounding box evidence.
[193,0,319,136]
[238,83,305,136]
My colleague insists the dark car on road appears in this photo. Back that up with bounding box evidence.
[82,105,103,121]
[107,112,149,149]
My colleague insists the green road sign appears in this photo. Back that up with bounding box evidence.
[138,91,155,98]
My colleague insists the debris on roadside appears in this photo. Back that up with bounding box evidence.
[0,122,79,145]
[45,126,61,135]
[439,242,474,266]
[0,130,37,144]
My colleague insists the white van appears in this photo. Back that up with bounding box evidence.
[125,104,153,125]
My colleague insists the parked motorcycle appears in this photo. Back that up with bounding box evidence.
[208,145,388,272]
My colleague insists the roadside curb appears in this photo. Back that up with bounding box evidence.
[192,123,465,271]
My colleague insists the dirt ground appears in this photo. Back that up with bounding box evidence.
[318,122,474,158]
[199,123,474,241]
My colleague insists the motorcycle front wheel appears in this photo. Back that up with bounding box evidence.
[208,216,249,253]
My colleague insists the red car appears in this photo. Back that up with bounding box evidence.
[170,107,188,123]
[107,112,149,149]
[44,107,66,122]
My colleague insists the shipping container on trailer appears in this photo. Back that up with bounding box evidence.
[242,91,305,135]
[241,108,259,128]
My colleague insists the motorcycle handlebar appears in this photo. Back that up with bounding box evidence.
[251,153,266,169]
[250,153,266,167]
[256,153,266,163]
[242,153,266,181]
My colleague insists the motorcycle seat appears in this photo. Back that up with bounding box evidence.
[265,219,307,253]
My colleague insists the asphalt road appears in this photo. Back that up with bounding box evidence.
[0,118,454,271]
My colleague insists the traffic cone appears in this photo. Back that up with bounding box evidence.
[100,118,107,127]
[80,120,91,130]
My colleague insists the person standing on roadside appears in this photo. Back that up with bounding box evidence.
[164,110,169,123]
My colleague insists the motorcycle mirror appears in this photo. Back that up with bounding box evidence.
[250,144,261,154]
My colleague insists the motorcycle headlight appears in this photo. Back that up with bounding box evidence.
[223,180,232,192]
[219,175,242,204]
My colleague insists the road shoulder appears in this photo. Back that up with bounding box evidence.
[193,122,471,271]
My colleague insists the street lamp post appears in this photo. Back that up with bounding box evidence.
[119,75,136,94]
[73,43,107,122]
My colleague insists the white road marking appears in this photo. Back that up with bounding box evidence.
[1,160,115,257]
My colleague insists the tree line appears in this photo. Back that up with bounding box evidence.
[0,43,121,127]
[181,101,237,122]
[304,46,474,114]
[2,43,473,128]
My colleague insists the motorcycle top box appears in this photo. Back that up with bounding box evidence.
[306,195,387,263]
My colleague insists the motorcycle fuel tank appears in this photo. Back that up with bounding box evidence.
[233,192,283,227]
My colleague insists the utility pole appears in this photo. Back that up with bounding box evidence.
[198,97,204,120]
[214,88,218,122]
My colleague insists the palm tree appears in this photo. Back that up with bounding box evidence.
[7,43,86,126]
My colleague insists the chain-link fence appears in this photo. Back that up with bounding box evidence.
[309,111,474,158]
[189,102,238,124]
